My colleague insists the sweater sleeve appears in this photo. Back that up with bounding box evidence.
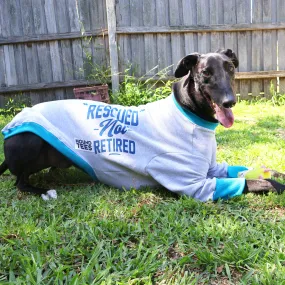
[207,161,228,178]
[208,139,248,179]
[146,153,247,202]
[207,164,249,178]
[146,153,219,202]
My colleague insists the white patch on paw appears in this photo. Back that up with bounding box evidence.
[41,194,50,201]
[47,189,57,199]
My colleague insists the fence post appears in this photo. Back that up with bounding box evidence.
[106,0,119,95]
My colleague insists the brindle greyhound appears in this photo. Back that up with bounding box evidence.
[0,49,285,199]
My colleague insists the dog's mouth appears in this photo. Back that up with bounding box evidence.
[205,93,234,128]
[213,103,234,128]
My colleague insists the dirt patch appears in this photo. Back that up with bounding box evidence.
[277,128,285,140]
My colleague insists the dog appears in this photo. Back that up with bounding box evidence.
[1,49,285,201]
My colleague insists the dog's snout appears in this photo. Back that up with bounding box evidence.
[222,100,236,109]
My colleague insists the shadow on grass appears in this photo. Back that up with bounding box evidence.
[216,129,272,146]
[29,166,178,200]
[30,167,94,186]
[256,115,284,129]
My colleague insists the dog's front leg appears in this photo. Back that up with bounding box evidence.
[244,179,285,194]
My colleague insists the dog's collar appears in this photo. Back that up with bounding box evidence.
[172,94,219,131]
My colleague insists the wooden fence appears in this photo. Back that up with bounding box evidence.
[0,0,285,107]
[0,0,109,106]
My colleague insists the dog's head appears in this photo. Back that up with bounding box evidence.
[174,49,239,128]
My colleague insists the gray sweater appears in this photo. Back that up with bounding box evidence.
[2,94,246,201]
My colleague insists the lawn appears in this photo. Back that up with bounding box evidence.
[1,101,285,284]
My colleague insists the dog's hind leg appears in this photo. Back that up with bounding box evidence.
[4,133,72,199]
[0,160,8,175]
[16,172,57,200]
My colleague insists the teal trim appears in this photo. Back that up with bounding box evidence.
[2,123,97,180]
[172,93,219,131]
[213,178,245,200]
[227,165,249,178]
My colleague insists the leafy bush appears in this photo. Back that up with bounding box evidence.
[0,94,31,117]
[111,66,175,106]
[270,81,285,106]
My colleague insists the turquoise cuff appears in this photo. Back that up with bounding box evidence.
[227,166,248,178]
[213,178,246,200]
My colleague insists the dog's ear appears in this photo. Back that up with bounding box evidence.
[174,53,200,78]
[216,48,239,68]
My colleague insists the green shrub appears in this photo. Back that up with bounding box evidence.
[0,94,31,117]
[111,67,175,106]
[270,81,285,106]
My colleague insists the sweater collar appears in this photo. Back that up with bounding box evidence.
[172,94,219,131]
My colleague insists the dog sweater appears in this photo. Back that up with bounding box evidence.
[2,94,246,202]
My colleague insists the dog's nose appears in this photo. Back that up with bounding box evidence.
[222,100,236,108]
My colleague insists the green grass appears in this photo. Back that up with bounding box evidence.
[1,101,285,284]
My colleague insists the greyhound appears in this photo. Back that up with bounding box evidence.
[1,49,285,201]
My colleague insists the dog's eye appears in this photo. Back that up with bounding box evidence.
[203,70,211,77]
[228,66,235,73]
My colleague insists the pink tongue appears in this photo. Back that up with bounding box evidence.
[214,104,234,128]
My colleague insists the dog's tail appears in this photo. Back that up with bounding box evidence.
[0,160,8,176]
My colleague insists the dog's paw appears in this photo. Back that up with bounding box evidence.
[47,189,57,199]
[41,193,50,201]
[41,189,57,201]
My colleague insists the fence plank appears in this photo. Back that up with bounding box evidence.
[20,0,34,36]
[143,0,157,76]
[45,0,64,100]
[277,0,285,94]
[32,0,47,35]
[197,0,211,54]
[91,0,104,30]
[4,45,17,86]
[21,0,38,99]
[210,0,224,52]
[9,0,23,36]
[25,44,40,85]
[65,87,75,99]
[237,0,251,100]
[32,0,49,102]
[263,0,277,98]
[183,0,198,55]
[0,1,9,37]
[130,1,145,76]
[223,0,238,51]
[210,0,224,25]
[7,1,26,86]
[251,0,263,98]
[0,46,6,88]
[92,36,108,70]
[116,0,131,75]
[107,0,119,93]
[169,0,184,72]
[72,39,84,80]
[67,0,81,32]
[78,0,91,32]
[14,44,28,85]
[156,0,171,74]
[37,42,53,82]
[54,0,70,33]
[60,40,73,81]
